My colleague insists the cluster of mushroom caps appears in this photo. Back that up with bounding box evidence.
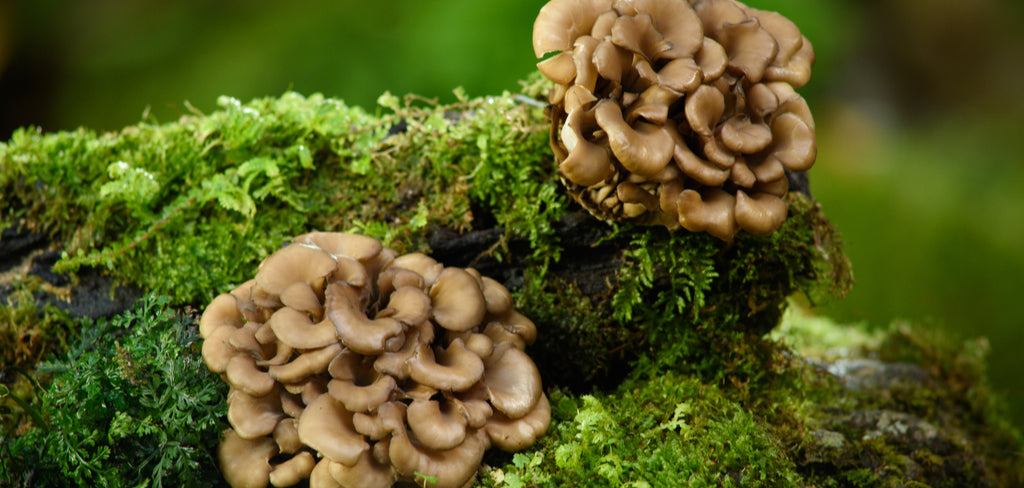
[534,0,817,241]
[200,232,550,488]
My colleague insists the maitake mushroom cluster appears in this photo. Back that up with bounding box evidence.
[200,232,550,488]
[534,0,816,241]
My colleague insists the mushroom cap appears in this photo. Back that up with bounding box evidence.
[292,231,384,263]
[273,418,303,454]
[485,394,552,451]
[269,451,316,488]
[558,106,616,187]
[533,0,615,57]
[389,427,490,488]
[388,253,444,286]
[327,374,397,413]
[200,293,244,339]
[720,116,772,154]
[452,385,493,429]
[768,111,816,172]
[297,393,368,466]
[326,282,404,355]
[228,322,266,358]
[279,281,323,317]
[677,188,738,241]
[669,127,730,186]
[379,285,432,326]
[481,343,544,419]
[715,17,779,83]
[480,276,513,316]
[696,36,728,81]
[489,310,538,347]
[482,322,527,351]
[280,390,305,419]
[623,0,705,60]
[218,429,277,488]
[267,306,338,350]
[734,190,787,236]
[353,401,407,441]
[376,266,426,300]
[201,323,239,374]
[408,338,485,392]
[226,355,276,397]
[268,343,342,385]
[693,0,747,35]
[373,323,427,379]
[448,331,494,359]
[309,459,344,488]
[536,51,577,86]
[227,388,284,439]
[327,447,397,488]
[406,398,469,451]
[430,268,487,332]
[254,243,338,305]
[595,99,674,179]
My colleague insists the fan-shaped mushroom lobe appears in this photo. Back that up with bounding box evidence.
[297,394,368,466]
[482,343,544,419]
[486,394,552,451]
[430,268,487,332]
[533,0,615,57]
[389,427,490,488]
[408,339,485,392]
[326,282,404,355]
[218,429,277,488]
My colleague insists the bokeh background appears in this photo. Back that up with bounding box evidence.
[2,0,1022,426]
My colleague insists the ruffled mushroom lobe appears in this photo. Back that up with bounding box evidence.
[327,448,397,488]
[533,0,615,57]
[408,339,485,392]
[486,394,552,451]
[269,451,316,488]
[227,388,284,439]
[482,343,544,419]
[218,429,277,488]
[297,393,368,466]
[406,398,469,451]
[389,427,491,488]
[430,268,487,332]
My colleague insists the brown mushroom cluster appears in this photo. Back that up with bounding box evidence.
[200,232,550,488]
[534,0,817,241]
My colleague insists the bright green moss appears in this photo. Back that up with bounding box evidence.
[483,373,803,487]
[1,88,562,305]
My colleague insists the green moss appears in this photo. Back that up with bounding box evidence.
[1,88,561,306]
[483,373,803,488]
[0,282,73,372]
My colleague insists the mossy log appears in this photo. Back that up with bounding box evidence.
[1,81,1020,486]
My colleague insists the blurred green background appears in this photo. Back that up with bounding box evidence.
[1,0,1022,426]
